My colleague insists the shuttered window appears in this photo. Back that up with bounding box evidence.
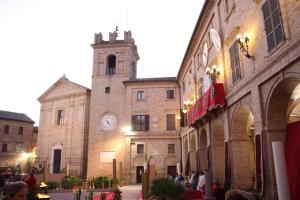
[132,115,149,131]
[137,91,144,100]
[166,114,176,131]
[262,0,285,51]
[229,41,241,84]
[4,125,9,134]
[57,110,64,125]
[166,90,175,99]
[168,144,175,154]
[137,144,144,154]
[1,144,8,152]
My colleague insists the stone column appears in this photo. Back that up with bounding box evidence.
[272,141,290,200]
[204,170,215,200]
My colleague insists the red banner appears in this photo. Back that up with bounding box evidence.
[187,83,225,126]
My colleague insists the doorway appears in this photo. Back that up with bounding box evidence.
[136,166,144,183]
[53,149,61,173]
[167,166,176,177]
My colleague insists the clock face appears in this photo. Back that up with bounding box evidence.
[100,113,118,132]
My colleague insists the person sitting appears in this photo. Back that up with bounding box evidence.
[3,181,28,200]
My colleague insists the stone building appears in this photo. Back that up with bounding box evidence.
[87,31,181,184]
[37,76,91,176]
[178,0,300,199]
[0,110,36,172]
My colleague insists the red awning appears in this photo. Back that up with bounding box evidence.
[187,83,225,126]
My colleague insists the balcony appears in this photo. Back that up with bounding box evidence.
[187,83,226,127]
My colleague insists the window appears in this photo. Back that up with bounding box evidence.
[1,144,7,152]
[137,144,144,154]
[180,110,188,127]
[182,82,186,92]
[166,114,176,131]
[132,115,149,131]
[166,90,175,99]
[18,127,23,135]
[137,91,144,100]
[229,41,241,83]
[57,110,64,125]
[16,143,22,152]
[105,87,110,93]
[168,144,175,154]
[106,55,116,75]
[262,0,285,51]
[4,125,9,134]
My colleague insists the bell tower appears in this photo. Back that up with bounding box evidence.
[91,29,139,79]
[87,30,139,180]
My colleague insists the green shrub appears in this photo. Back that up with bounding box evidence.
[149,177,185,200]
[110,179,120,187]
[94,176,110,188]
[47,181,60,190]
[60,176,83,189]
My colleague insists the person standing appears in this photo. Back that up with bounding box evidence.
[25,172,36,200]
[197,171,205,193]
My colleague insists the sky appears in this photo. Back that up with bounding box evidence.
[0,0,204,125]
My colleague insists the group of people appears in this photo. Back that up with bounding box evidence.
[0,171,37,200]
[168,170,206,193]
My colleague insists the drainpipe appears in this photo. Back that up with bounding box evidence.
[177,79,183,174]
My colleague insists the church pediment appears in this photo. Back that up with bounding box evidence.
[38,76,90,102]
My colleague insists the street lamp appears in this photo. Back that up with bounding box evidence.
[206,65,220,83]
[236,33,254,60]
[19,151,36,173]
[121,125,132,135]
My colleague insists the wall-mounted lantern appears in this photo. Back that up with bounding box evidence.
[182,100,194,113]
[236,33,254,60]
[206,65,220,83]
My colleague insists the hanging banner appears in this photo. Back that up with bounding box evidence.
[187,83,225,126]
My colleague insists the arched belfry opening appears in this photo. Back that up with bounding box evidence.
[106,54,116,75]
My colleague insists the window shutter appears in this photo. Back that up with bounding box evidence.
[167,114,176,130]
[262,0,284,51]
[180,110,184,127]
[229,41,240,83]
[132,115,136,131]
[145,115,149,131]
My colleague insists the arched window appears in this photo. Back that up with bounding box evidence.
[105,87,110,93]
[106,55,116,75]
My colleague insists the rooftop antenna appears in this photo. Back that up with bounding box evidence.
[115,22,119,37]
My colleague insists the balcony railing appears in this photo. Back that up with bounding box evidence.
[187,83,226,126]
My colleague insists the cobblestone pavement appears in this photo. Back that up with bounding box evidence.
[120,185,141,200]
[49,185,141,200]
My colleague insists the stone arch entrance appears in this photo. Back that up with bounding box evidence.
[211,118,225,183]
[198,129,208,171]
[266,77,300,199]
[231,105,255,189]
